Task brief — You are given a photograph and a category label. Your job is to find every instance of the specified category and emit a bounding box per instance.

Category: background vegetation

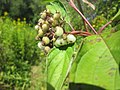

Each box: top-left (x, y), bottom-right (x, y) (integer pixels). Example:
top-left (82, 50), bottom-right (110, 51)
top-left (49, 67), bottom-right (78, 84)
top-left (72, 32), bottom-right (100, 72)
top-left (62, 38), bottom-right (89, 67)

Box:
top-left (0, 0), bottom-right (119, 24)
top-left (0, 15), bottom-right (46, 89)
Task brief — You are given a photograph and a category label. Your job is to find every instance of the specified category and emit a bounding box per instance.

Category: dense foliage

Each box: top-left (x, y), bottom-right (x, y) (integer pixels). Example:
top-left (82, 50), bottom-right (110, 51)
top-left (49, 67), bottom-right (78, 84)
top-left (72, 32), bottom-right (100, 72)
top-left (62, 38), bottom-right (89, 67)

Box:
top-left (0, 0), bottom-right (45, 23)
top-left (0, 16), bottom-right (44, 89)
top-left (0, 0), bottom-right (119, 24)
top-left (96, 0), bottom-right (120, 20)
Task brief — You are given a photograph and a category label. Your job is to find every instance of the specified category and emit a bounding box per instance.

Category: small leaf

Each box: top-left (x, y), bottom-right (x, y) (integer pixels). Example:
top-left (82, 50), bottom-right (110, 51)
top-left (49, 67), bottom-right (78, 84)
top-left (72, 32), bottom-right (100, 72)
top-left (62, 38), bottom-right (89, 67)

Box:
top-left (47, 45), bottom-right (75, 90)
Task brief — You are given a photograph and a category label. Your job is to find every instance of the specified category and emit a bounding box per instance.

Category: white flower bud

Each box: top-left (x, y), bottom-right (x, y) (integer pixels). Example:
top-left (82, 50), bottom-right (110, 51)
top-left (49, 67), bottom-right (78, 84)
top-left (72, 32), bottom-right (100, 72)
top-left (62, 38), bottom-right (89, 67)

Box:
top-left (55, 26), bottom-right (64, 36)
top-left (53, 12), bottom-right (61, 20)
top-left (41, 12), bottom-right (46, 19)
top-left (38, 42), bottom-right (44, 49)
top-left (42, 37), bottom-right (50, 45)
top-left (44, 46), bottom-right (51, 53)
top-left (54, 38), bottom-right (67, 47)
top-left (35, 25), bottom-right (39, 30)
top-left (67, 34), bottom-right (76, 43)
top-left (38, 29), bottom-right (44, 37)
top-left (42, 24), bottom-right (49, 32)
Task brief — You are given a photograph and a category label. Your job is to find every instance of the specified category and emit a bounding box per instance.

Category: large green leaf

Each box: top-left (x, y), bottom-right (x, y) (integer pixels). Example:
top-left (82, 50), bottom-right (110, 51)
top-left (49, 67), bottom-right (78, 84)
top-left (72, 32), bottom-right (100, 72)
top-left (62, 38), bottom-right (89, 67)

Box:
top-left (47, 45), bottom-right (75, 90)
top-left (70, 31), bottom-right (120, 89)
top-left (105, 31), bottom-right (120, 65)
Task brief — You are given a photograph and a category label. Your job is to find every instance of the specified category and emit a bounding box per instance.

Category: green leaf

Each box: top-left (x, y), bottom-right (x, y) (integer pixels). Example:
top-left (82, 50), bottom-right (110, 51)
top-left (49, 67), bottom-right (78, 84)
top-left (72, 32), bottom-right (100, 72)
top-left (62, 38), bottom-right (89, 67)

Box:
top-left (46, 1), bottom-right (70, 23)
top-left (104, 31), bottom-right (120, 64)
top-left (47, 45), bottom-right (75, 90)
top-left (70, 31), bottom-right (120, 90)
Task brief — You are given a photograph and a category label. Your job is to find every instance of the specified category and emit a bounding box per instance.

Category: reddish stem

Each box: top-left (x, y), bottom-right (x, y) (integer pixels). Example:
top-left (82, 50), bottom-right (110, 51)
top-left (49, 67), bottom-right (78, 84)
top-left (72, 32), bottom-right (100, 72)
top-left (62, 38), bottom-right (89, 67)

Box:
top-left (68, 0), bottom-right (98, 34)
top-left (79, 33), bottom-right (91, 36)
top-left (98, 20), bottom-right (112, 33)
top-left (66, 30), bottom-right (92, 36)
top-left (76, 0), bottom-right (89, 32)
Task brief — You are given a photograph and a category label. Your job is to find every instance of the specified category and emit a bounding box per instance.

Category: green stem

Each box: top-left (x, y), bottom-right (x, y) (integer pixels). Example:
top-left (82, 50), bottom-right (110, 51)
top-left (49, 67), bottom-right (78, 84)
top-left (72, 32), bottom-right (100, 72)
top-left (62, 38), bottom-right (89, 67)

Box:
top-left (67, 22), bottom-right (75, 31)
top-left (66, 30), bottom-right (92, 36)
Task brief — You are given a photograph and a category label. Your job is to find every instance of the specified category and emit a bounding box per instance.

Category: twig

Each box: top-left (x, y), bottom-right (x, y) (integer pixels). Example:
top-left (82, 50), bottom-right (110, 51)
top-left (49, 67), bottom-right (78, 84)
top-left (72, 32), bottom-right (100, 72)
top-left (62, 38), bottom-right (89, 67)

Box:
top-left (66, 30), bottom-right (92, 36)
top-left (98, 20), bottom-right (112, 33)
top-left (68, 0), bottom-right (98, 34)
top-left (76, 0), bottom-right (89, 32)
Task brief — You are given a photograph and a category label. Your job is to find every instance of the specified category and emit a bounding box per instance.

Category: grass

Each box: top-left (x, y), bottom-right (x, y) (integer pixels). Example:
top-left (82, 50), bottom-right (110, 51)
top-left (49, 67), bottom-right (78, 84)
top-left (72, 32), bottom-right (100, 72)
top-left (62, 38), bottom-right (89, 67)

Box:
top-left (0, 16), bottom-right (46, 89)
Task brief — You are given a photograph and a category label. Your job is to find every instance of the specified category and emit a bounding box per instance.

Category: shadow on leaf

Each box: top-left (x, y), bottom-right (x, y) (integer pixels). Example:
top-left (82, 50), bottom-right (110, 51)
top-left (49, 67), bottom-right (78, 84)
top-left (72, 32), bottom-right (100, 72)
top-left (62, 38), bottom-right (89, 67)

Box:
top-left (58, 43), bottom-right (74, 50)
top-left (69, 83), bottom-right (105, 90)
top-left (119, 64), bottom-right (120, 75)
top-left (47, 83), bottom-right (55, 90)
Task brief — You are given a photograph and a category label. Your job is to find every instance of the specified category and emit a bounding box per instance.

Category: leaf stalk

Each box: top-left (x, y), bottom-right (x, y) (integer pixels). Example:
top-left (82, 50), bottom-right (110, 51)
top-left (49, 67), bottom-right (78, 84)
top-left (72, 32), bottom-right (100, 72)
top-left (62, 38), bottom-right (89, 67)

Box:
top-left (68, 0), bottom-right (98, 34)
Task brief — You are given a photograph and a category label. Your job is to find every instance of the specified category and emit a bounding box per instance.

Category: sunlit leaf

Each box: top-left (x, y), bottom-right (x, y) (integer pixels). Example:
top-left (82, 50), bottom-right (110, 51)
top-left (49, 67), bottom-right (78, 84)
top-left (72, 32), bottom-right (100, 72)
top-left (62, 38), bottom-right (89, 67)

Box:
top-left (47, 45), bottom-right (75, 90)
top-left (70, 31), bottom-right (120, 89)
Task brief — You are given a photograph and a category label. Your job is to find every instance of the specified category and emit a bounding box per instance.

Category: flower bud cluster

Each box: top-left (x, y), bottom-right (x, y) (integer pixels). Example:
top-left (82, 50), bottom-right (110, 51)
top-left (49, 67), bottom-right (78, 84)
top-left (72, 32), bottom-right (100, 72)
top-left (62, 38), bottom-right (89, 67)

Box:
top-left (35, 9), bottom-right (76, 53)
